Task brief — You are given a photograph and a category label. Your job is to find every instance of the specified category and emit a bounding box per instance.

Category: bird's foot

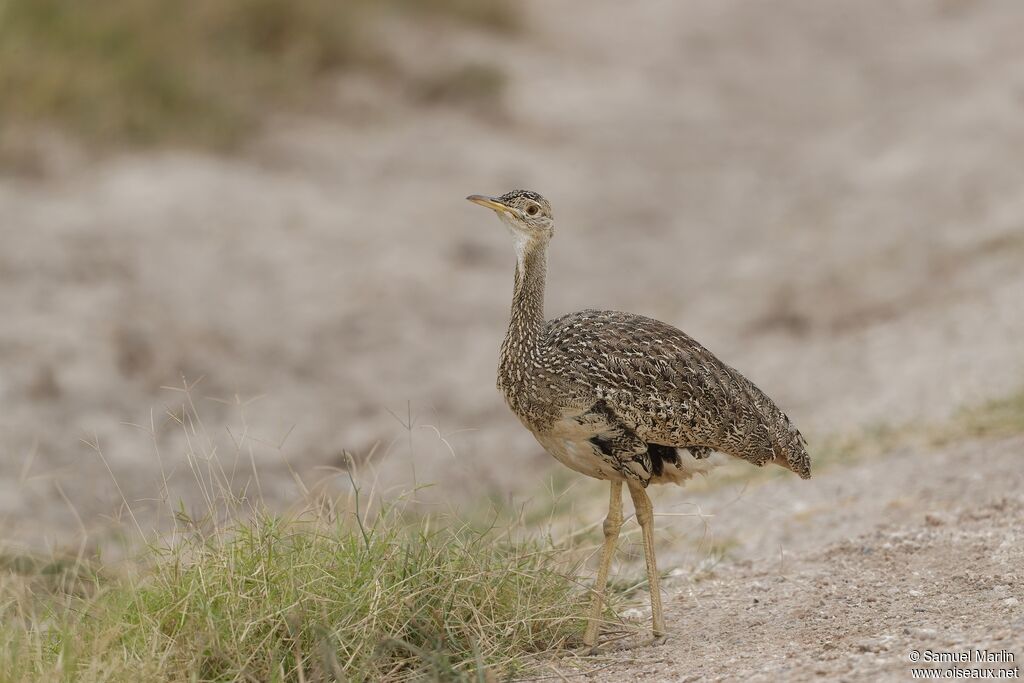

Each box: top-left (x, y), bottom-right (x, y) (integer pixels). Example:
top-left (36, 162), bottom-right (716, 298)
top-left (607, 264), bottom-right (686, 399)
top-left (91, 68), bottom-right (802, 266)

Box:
top-left (649, 634), bottom-right (668, 648)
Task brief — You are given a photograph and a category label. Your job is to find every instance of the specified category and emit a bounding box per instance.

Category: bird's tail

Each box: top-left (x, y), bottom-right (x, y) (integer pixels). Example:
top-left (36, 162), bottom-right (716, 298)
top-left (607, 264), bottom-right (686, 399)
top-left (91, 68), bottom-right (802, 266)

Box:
top-left (723, 364), bottom-right (812, 479)
top-left (773, 424), bottom-right (811, 479)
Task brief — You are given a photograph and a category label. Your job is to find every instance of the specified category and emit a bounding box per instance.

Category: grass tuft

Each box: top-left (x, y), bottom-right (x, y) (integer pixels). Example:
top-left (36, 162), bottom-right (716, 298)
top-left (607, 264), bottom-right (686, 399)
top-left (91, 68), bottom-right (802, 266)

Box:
top-left (0, 507), bottom-right (587, 681)
top-left (0, 381), bottom-right (605, 682)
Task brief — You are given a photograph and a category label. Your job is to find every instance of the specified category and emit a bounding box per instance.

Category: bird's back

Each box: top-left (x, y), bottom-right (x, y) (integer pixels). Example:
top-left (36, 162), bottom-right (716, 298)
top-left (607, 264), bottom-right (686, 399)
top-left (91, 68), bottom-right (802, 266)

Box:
top-left (540, 310), bottom-right (811, 480)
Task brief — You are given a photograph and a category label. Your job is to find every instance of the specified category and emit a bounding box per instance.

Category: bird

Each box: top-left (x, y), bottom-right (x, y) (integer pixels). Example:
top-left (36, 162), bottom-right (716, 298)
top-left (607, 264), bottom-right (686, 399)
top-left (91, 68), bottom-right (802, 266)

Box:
top-left (466, 189), bottom-right (811, 651)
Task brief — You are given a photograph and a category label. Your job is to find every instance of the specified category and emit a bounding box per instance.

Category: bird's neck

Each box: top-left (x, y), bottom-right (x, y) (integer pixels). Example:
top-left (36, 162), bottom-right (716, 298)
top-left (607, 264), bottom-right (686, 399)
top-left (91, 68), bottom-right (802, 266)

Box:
top-left (501, 238), bottom-right (547, 370)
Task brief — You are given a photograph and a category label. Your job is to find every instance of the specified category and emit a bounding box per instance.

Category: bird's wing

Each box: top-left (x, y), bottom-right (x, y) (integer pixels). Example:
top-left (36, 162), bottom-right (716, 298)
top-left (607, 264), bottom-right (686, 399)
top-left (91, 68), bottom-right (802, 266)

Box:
top-left (543, 310), bottom-right (810, 478)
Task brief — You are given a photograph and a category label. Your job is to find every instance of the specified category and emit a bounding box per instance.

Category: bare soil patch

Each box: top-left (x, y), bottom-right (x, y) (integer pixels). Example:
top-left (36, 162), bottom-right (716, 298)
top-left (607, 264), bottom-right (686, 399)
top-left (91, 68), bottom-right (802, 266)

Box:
top-left (555, 436), bottom-right (1024, 682)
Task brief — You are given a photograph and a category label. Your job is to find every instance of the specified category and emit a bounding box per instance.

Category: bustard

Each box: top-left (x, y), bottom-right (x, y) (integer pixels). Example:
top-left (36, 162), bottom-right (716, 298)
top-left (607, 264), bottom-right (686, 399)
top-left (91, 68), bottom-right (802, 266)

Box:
top-left (468, 190), bottom-right (811, 650)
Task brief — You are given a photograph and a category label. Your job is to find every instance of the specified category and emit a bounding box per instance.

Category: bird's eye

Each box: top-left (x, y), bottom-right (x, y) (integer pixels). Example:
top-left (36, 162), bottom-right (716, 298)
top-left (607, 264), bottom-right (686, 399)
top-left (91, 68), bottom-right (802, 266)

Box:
top-left (526, 204), bottom-right (539, 216)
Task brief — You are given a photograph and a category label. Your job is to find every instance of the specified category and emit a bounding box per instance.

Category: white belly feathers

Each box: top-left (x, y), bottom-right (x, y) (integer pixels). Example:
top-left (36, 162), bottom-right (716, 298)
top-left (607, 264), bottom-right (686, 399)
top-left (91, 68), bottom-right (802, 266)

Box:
top-left (532, 415), bottom-right (729, 486)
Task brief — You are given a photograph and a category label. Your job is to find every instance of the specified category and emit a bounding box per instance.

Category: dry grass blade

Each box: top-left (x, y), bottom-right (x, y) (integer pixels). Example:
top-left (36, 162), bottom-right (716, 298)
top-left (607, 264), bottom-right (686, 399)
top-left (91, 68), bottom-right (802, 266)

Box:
top-left (0, 386), bottom-right (598, 682)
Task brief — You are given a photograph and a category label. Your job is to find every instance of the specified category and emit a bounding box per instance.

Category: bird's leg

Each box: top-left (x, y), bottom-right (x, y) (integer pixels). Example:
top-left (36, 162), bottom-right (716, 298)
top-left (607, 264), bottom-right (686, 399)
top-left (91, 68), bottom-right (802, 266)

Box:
top-left (582, 480), bottom-right (623, 651)
top-left (627, 481), bottom-right (666, 643)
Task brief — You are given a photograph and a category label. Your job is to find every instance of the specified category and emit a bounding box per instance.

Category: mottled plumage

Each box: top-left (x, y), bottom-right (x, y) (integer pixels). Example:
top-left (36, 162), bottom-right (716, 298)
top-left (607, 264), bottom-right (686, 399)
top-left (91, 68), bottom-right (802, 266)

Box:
top-left (468, 188), bottom-right (812, 649)
top-left (504, 308), bottom-right (810, 486)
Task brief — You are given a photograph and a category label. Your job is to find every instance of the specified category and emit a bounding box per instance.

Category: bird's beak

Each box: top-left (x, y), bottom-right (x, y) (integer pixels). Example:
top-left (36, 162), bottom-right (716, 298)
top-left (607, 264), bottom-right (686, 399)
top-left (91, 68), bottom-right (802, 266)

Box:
top-left (466, 194), bottom-right (511, 215)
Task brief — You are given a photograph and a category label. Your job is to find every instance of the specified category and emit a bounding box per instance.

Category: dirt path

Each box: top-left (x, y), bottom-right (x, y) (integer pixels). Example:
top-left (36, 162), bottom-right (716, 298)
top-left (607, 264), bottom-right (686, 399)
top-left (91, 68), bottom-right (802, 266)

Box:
top-left (552, 435), bottom-right (1024, 682)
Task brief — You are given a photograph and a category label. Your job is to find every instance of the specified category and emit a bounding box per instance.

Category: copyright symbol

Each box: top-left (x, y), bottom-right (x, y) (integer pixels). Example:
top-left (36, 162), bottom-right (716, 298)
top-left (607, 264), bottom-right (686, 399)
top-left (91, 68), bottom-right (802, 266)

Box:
top-left (909, 650), bottom-right (921, 662)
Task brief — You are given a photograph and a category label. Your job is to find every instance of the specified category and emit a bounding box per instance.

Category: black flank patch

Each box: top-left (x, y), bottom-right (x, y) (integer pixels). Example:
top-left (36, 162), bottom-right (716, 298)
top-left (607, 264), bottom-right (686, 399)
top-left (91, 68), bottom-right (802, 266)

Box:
top-left (646, 443), bottom-right (679, 477)
top-left (590, 435), bottom-right (616, 458)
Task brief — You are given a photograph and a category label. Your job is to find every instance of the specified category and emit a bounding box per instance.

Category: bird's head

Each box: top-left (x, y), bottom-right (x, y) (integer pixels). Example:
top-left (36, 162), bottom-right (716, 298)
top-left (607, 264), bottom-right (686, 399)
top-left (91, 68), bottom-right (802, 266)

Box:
top-left (466, 190), bottom-right (554, 248)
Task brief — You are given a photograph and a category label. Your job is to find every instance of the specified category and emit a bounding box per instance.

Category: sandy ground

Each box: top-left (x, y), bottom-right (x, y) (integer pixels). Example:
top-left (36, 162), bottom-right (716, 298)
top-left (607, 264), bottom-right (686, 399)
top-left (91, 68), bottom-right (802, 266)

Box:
top-left (1, 2), bottom-right (1023, 681)
top-left (550, 435), bottom-right (1024, 682)
top-left (1, 3), bottom-right (1023, 677)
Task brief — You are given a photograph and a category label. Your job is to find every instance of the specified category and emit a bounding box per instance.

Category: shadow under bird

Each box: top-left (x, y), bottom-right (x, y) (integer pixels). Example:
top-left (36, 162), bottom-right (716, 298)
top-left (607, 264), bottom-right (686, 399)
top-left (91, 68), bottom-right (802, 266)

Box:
top-left (467, 190), bottom-right (812, 651)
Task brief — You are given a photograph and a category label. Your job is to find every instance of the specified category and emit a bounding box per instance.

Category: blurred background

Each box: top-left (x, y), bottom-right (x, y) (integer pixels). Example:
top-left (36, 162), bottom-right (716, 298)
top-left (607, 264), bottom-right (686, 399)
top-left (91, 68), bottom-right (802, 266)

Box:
top-left (2, 0), bottom-right (1023, 545)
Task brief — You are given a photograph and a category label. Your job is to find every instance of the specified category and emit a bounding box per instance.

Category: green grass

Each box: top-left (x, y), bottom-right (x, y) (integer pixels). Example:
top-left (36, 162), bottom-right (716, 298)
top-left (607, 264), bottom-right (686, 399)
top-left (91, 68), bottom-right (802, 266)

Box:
top-left (0, 506), bottom-right (590, 682)
top-left (0, 0), bottom-right (516, 151)
top-left (0, 382), bottom-right (612, 682)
